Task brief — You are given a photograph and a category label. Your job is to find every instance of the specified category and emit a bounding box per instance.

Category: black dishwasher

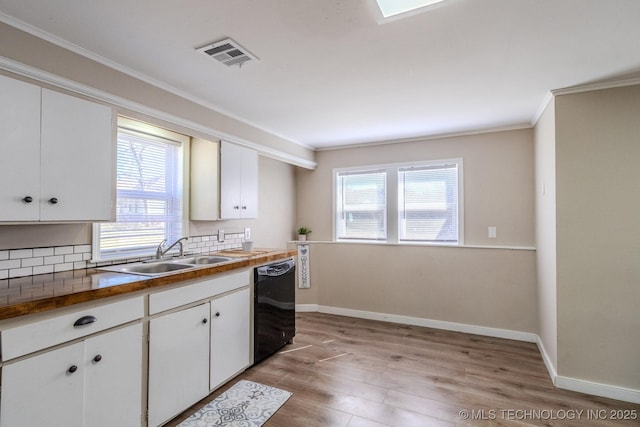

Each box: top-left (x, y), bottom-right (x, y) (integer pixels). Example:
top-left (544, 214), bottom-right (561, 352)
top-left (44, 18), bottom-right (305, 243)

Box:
top-left (254, 258), bottom-right (296, 364)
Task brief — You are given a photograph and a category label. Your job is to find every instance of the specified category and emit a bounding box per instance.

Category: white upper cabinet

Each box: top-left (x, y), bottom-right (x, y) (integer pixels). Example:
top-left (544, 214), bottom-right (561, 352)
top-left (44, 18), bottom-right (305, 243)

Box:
top-left (0, 74), bottom-right (115, 222)
top-left (190, 138), bottom-right (219, 221)
top-left (220, 141), bottom-right (258, 219)
top-left (40, 89), bottom-right (114, 221)
top-left (0, 75), bottom-right (42, 221)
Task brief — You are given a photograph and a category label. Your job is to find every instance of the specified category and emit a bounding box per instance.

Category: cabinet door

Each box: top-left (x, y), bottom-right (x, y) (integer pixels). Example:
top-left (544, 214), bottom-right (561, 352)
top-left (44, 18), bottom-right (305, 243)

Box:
top-left (40, 89), bottom-right (114, 221)
top-left (0, 75), bottom-right (41, 221)
top-left (0, 342), bottom-right (84, 427)
top-left (210, 288), bottom-right (251, 390)
top-left (220, 141), bottom-right (243, 219)
top-left (84, 323), bottom-right (143, 427)
top-left (148, 304), bottom-right (210, 427)
top-left (190, 138), bottom-right (219, 220)
top-left (239, 147), bottom-right (258, 218)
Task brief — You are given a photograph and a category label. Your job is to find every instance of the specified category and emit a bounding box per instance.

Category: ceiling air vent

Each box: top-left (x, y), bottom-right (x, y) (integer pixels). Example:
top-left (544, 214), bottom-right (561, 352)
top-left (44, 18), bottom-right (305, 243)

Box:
top-left (196, 38), bottom-right (258, 67)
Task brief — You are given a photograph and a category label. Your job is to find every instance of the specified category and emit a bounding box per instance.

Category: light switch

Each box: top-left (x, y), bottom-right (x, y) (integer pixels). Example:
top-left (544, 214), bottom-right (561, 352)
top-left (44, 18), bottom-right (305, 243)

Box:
top-left (244, 227), bottom-right (251, 240)
top-left (488, 226), bottom-right (497, 239)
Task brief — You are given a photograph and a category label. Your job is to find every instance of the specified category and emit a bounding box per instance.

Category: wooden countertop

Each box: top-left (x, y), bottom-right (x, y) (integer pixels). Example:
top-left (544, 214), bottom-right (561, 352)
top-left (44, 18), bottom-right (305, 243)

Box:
top-left (0, 248), bottom-right (296, 321)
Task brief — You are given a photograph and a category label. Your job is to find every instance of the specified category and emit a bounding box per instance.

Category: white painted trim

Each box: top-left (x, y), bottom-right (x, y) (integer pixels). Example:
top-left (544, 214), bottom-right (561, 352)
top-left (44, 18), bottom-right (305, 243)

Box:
top-left (555, 376), bottom-right (640, 404)
top-left (536, 335), bottom-right (558, 385)
top-left (295, 304), bottom-right (319, 312)
top-left (316, 305), bottom-right (537, 343)
top-left (531, 91), bottom-right (554, 127)
top-left (0, 56), bottom-right (317, 170)
top-left (0, 12), bottom-right (317, 153)
top-left (296, 305), bottom-right (640, 403)
top-left (287, 240), bottom-right (536, 251)
top-left (552, 77), bottom-right (640, 97)
top-left (537, 335), bottom-right (640, 403)
top-left (315, 123), bottom-right (532, 152)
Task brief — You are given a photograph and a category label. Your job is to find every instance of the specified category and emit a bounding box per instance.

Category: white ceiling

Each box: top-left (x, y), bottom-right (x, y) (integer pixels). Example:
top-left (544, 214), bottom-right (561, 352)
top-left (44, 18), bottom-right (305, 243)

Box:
top-left (2, 0), bottom-right (640, 149)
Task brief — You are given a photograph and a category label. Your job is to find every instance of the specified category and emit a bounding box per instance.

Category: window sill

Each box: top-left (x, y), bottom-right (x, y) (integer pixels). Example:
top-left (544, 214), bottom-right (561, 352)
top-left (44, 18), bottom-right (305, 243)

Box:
top-left (290, 240), bottom-right (536, 251)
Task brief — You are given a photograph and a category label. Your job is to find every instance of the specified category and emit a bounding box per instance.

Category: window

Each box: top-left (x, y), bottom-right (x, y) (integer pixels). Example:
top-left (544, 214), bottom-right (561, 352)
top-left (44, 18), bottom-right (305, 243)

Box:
top-left (336, 170), bottom-right (387, 241)
top-left (375, 0), bottom-right (445, 18)
top-left (93, 118), bottom-right (188, 261)
top-left (398, 164), bottom-right (459, 243)
top-left (334, 159), bottom-right (462, 245)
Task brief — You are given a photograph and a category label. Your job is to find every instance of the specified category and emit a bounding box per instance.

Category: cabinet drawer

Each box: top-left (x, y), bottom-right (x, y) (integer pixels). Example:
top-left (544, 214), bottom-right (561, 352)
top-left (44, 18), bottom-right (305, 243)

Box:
top-left (1, 296), bottom-right (144, 361)
top-left (149, 269), bottom-right (249, 315)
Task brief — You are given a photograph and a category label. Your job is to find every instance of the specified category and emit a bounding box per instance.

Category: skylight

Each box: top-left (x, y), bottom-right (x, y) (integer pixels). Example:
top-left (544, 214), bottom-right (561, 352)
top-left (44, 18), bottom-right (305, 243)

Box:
top-left (376, 0), bottom-right (445, 18)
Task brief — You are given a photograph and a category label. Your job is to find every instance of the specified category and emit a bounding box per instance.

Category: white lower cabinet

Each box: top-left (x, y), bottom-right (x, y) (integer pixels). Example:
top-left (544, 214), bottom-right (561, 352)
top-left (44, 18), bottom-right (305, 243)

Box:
top-left (148, 303), bottom-right (210, 427)
top-left (0, 323), bottom-right (143, 427)
top-left (148, 279), bottom-right (252, 427)
top-left (83, 324), bottom-right (144, 427)
top-left (210, 288), bottom-right (251, 390)
top-left (0, 268), bottom-right (254, 427)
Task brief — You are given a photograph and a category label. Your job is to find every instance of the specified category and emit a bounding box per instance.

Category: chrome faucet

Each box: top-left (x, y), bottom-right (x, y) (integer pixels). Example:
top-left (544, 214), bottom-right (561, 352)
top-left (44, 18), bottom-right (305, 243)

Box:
top-left (155, 237), bottom-right (189, 259)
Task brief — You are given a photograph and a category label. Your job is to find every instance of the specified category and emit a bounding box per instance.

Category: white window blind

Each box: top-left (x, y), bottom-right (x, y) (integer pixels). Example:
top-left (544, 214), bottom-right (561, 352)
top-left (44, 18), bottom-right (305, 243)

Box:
top-left (398, 164), bottom-right (458, 243)
top-left (336, 170), bottom-right (387, 240)
top-left (95, 126), bottom-right (184, 260)
top-left (334, 159), bottom-right (462, 245)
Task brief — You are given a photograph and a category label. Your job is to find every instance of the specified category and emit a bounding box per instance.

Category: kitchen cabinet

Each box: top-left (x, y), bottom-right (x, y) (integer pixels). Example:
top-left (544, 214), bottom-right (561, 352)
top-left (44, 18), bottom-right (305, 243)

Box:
top-left (148, 269), bottom-right (252, 425)
top-left (220, 141), bottom-right (258, 218)
top-left (190, 137), bottom-right (219, 220)
top-left (210, 287), bottom-right (251, 390)
top-left (0, 323), bottom-right (143, 427)
top-left (148, 303), bottom-right (210, 427)
top-left (0, 75), bottom-right (41, 221)
top-left (0, 74), bottom-right (115, 222)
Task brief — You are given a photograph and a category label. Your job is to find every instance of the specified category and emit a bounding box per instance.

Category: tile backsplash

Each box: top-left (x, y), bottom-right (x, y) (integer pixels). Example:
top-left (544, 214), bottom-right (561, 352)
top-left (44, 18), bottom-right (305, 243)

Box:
top-left (0, 233), bottom-right (244, 280)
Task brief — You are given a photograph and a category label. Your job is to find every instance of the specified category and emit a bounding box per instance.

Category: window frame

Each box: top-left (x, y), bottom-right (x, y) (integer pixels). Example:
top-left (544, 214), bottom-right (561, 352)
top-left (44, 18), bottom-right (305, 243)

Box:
top-left (333, 158), bottom-right (464, 245)
top-left (91, 117), bottom-right (190, 262)
top-left (335, 168), bottom-right (388, 242)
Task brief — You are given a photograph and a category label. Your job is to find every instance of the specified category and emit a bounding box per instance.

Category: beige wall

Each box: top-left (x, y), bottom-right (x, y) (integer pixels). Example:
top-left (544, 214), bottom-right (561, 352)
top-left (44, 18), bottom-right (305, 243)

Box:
top-left (0, 22), bottom-right (305, 252)
top-left (0, 156), bottom-right (296, 251)
top-left (302, 243), bottom-right (537, 332)
top-left (534, 99), bottom-right (558, 372)
top-left (298, 128), bottom-right (535, 246)
top-left (191, 156), bottom-right (297, 247)
top-left (0, 22), bottom-right (314, 165)
top-left (555, 85), bottom-right (640, 389)
top-left (0, 22), bottom-right (314, 166)
top-left (296, 129), bottom-right (538, 333)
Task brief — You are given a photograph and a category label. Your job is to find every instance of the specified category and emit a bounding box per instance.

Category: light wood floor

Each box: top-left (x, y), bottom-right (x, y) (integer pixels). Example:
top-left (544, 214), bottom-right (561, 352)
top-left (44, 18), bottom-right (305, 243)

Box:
top-left (167, 312), bottom-right (639, 426)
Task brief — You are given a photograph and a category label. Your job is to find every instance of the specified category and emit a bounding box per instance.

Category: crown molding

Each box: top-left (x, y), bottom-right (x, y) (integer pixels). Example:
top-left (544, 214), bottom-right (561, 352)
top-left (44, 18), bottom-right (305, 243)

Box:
top-left (552, 77), bottom-right (640, 97)
top-left (315, 123), bottom-right (532, 152)
top-left (0, 55), bottom-right (317, 169)
top-left (0, 12), bottom-right (315, 153)
top-left (531, 91), bottom-right (554, 127)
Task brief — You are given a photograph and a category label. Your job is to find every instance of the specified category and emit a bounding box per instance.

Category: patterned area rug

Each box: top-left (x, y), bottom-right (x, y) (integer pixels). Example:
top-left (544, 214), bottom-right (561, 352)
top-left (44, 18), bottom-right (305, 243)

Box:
top-left (178, 380), bottom-right (292, 427)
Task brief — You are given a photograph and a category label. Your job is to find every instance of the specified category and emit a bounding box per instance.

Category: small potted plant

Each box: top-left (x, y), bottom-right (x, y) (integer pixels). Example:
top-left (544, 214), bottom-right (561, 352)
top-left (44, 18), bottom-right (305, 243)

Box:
top-left (297, 227), bottom-right (312, 241)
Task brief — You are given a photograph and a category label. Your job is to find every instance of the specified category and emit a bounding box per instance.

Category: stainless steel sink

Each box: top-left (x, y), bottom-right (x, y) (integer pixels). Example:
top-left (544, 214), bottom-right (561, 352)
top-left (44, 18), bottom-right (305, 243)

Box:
top-left (99, 262), bottom-right (194, 276)
top-left (99, 255), bottom-right (235, 277)
top-left (177, 255), bottom-right (233, 265)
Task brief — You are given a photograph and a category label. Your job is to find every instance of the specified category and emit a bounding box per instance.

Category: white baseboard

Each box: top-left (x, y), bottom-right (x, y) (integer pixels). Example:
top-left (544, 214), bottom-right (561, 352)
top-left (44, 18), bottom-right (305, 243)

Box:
top-left (535, 336), bottom-right (640, 403)
top-left (310, 305), bottom-right (537, 342)
top-left (295, 304), bottom-right (319, 312)
top-left (295, 304), bottom-right (640, 404)
top-left (536, 336), bottom-right (558, 384)
top-left (555, 376), bottom-right (640, 404)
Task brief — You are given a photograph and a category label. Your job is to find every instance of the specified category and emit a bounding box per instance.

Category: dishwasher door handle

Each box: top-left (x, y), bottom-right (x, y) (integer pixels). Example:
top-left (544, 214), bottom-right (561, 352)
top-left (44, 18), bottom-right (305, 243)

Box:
top-left (257, 259), bottom-right (295, 277)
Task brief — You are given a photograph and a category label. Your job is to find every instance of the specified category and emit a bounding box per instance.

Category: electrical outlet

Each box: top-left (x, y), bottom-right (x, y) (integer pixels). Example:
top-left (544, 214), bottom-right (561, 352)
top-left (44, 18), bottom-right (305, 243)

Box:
top-left (218, 229), bottom-right (224, 242)
top-left (488, 226), bottom-right (497, 239)
top-left (244, 227), bottom-right (251, 241)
